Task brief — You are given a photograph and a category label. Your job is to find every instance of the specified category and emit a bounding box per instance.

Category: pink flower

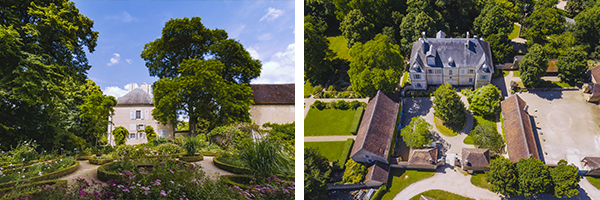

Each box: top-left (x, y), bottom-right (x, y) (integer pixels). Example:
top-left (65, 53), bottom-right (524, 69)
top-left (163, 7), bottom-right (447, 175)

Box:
top-left (160, 190), bottom-right (167, 196)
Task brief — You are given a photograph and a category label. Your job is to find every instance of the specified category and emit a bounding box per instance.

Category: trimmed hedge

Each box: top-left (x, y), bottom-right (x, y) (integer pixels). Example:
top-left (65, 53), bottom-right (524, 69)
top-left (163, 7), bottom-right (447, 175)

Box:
top-left (370, 185), bottom-right (387, 200)
top-left (0, 161), bottom-right (79, 189)
top-left (76, 156), bottom-right (92, 160)
top-left (89, 157), bottom-right (114, 165)
top-left (200, 151), bottom-right (222, 157)
top-left (336, 138), bottom-right (355, 170)
top-left (349, 107), bottom-right (365, 135)
top-left (213, 156), bottom-right (252, 175)
top-left (97, 162), bottom-right (122, 182)
top-left (220, 174), bottom-right (295, 190)
top-left (179, 154), bottom-right (204, 162)
top-left (0, 179), bottom-right (68, 198)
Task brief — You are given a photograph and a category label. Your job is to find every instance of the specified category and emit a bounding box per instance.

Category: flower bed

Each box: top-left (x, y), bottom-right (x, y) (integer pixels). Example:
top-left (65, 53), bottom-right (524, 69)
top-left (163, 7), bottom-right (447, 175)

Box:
top-left (224, 175), bottom-right (295, 199)
top-left (0, 158), bottom-right (78, 189)
top-left (97, 158), bottom-right (191, 182)
top-left (0, 179), bottom-right (67, 197)
top-left (89, 156), bottom-right (114, 165)
top-left (179, 153), bottom-right (203, 162)
top-left (213, 155), bottom-right (252, 175)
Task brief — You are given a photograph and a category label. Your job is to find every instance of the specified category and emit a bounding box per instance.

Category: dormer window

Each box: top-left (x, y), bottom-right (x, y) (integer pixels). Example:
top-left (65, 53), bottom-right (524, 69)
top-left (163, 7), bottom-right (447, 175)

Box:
top-left (427, 56), bottom-right (435, 66)
top-left (448, 57), bottom-right (455, 67)
top-left (482, 64), bottom-right (490, 73)
top-left (413, 64), bottom-right (421, 72)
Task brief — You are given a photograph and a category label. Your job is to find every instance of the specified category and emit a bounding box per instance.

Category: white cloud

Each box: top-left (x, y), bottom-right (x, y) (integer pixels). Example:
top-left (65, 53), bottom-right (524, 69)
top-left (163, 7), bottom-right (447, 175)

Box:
top-left (260, 7), bottom-right (284, 22)
top-left (106, 11), bottom-right (136, 22)
top-left (247, 47), bottom-right (260, 60)
top-left (121, 12), bottom-right (133, 22)
top-left (126, 59), bottom-right (132, 64)
top-left (257, 33), bottom-right (272, 41)
top-left (107, 53), bottom-right (120, 66)
top-left (252, 43), bottom-right (295, 84)
top-left (228, 24), bottom-right (246, 38)
top-left (103, 86), bottom-right (129, 98)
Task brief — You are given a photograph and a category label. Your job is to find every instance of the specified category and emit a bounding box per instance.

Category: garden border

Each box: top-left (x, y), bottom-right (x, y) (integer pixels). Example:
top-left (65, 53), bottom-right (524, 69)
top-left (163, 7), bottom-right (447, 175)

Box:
top-left (0, 179), bottom-right (68, 198)
top-left (89, 157), bottom-right (114, 165)
top-left (213, 155), bottom-right (252, 175)
top-left (0, 160), bottom-right (79, 189)
top-left (179, 154), bottom-right (204, 162)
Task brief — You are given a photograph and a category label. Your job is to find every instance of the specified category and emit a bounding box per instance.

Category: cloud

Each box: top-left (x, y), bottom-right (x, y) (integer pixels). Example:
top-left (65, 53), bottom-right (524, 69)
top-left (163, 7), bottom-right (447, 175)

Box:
top-left (126, 59), bottom-right (132, 64)
top-left (247, 47), bottom-right (260, 60)
top-left (257, 33), bottom-right (272, 41)
top-left (103, 86), bottom-right (129, 98)
top-left (107, 53), bottom-right (120, 66)
top-left (106, 11), bottom-right (135, 22)
top-left (260, 7), bottom-right (284, 22)
top-left (228, 24), bottom-right (246, 38)
top-left (121, 12), bottom-right (134, 22)
top-left (252, 43), bottom-right (295, 84)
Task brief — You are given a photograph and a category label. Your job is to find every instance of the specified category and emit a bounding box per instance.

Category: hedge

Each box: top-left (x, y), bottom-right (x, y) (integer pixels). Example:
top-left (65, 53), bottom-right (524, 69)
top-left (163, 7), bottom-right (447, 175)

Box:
top-left (97, 162), bottom-right (122, 182)
top-left (0, 179), bottom-right (68, 198)
top-left (76, 156), bottom-right (93, 160)
top-left (88, 157), bottom-right (114, 165)
top-left (213, 156), bottom-right (252, 175)
top-left (200, 151), bottom-right (222, 157)
top-left (179, 154), bottom-right (204, 162)
top-left (349, 107), bottom-right (365, 135)
top-left (370, 185), bottom-right (387, 200)
top-left (0, 161), bottom-right (79, 189)
top-left (220, 174), bottom-right (295, 190)
top-left (336, 138), bottom-right (355, 170)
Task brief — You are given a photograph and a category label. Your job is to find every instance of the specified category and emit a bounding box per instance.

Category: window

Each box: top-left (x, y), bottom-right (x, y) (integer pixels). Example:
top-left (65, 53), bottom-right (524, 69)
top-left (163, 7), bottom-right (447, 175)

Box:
top-left (138, 132), bottom-right (146, 139)
top-left (461, 69), bottom-right (465, 74)
top-left (428, 69), bottom-right (433, 74)
top-left (136, 110), bottom-right (141, 119)
top-left (414, 74), bottom-right (421, 79)
top-left (416, 83), bottom-right (423, 88)
top-left (159, 129), bottom-right (167, 138)
top-left (437, 78), bottom-right (441, 83)
top-left (449, 70), bottom-right (453, 75)
top-left (481, 75), bottom-right (488, 79)
top-left (137, 124), bottom-right (145, 131)
top-left (129, 133), bottom-right (136, 139)
top-left (468, 78), bottom-right (474, 83)
top-left (436, 69), bottom-right (442, 74)
top-left (469, 69), bottom-right (474, 74)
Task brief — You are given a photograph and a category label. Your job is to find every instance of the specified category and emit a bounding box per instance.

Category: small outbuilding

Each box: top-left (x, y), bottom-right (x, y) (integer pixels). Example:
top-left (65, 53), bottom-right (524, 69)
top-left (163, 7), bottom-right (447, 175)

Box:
top-left (364, 161), bottom-right (390, 187)
top-left (461, 148), bottom-right (491, 171)
top-left (582, 157), bottom-right (600, 176)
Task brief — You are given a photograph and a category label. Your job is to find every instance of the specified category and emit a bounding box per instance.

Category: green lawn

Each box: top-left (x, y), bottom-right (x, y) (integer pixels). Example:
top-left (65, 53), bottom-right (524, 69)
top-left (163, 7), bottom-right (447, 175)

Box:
top-left (512, 70), bottom-right (520, 77)
top-left (473, 115), bottom-right (495, 128)
top-left (503, 70), bottom-right (510, 77)
top-left (470, 173), bottom-right (491, 190)
top-left (463, 135), bottom-right (474, 144)
top-left (304, 108), bottom-right (356, 136)
top-left (304, 141), bottom-right (346, 162)
top-left (327, 35), bottom-right (351, 60)
top-left (409, 190), bottom-right (475, 200)
top-left (434, 116), bottom-right (463, 137)
top-left (380, 169), bottom-right (436, 200)
top-left (587, 176), bottom-right (600, 190)
top-left (509, 24), bottom-right (520, 39)
top-left (304, 82), bottom-right (315, 98)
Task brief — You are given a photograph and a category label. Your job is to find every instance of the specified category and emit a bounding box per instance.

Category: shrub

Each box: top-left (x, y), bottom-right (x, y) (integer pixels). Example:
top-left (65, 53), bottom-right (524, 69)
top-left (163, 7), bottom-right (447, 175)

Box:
top-left (327, 101), bottom-right (336, 109)
top-left (213, 155), bottom-right (252, 174)
top-left (322, 92), bottom-right (333, 98)
top-left (112, 126), bottom-right (128, 146)
top-left (173, 135), bottom-right (186, 147)
top-left (153, 137), bottom-right (170, 146)
top-left (240, 139), bottom-right (292, 179)
top-left (349, 107), bottom-right (364, 135)
top-left (335, 100), bottom-right (350, 110)
top-left (304, 148), bottom-right (331, 199)
top-left (89, 157), bottom-right (113, 165)
top-left (336, 139), bottom-right (355, 170)
top-left (327, 85), bottom-right (336, 91)
top-left (144, 126), bottom-right (157, 146)
top-left (207, 124), bottom-right (252, 150)
top-left (342, 159), bottom-right (367, 183)
top-left (312, 100), bottom-right (326, 110)
top-left (156, 143), bottom-right (183, 156)
top-left (183, 136), bottom-right (202, 156)
top-left (337, 92), bottom-right (351, 98)
top-left (350, 100), bottom-right (362, 109)
top-left (230, 175), bottom-right (295, 199)
top-left (312, 85), bottom-right (323, 95)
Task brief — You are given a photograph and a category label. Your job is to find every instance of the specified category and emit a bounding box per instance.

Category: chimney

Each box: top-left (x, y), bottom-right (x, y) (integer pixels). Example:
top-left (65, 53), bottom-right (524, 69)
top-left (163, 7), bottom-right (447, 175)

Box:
top-left (465, 31), bottom-right (470, 48)
top-left (422, 31), bottom-right (426, 40)
top-left (140, 83), bottom-right (152, 94)
top-left (126, 83), bottom-right (138, 92)
top-left (466, 31), bottom-right (469, 40)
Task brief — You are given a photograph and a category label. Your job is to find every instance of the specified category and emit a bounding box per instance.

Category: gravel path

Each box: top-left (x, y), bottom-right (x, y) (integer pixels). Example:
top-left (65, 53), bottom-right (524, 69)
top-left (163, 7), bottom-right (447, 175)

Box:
top-left (58, 161), bottom-right (103, 184)
top-left (194, 156), bottom-right (232, 179)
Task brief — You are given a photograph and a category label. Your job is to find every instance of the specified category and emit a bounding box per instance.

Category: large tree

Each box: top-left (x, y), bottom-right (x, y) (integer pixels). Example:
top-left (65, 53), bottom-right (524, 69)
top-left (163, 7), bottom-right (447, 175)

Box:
top-left (519, 44), bottom-right (548, 87)
top-left (304, 147), bottom-right (332, 200)
top-left (141, 17), bottom-right (261, 136)
top-left (401, 117), bottom-right (432, 149)
top-left (400, 0), bottom-right (448, 42)
top-left (432, 84), bottom-right (466, 126)
top-left (517, 158), bottom-right (553, 198)
top-left (339, 9), bottom-right (375, 48)
top-left (0, 0), bottom-right (99, 150)
top-left (78, 83), bottom-right (117, 147)
top-left (348, 34), bottom-right (404, 97)
top-left (152, 59), bottom-right (255, 137)
top-left (471, 123), bottom-right (504, 153)
top-left (550, 160), bottom-right (580, 198)
top-left (305, 16), bottom-right (333, 84)
top-left (465, 84), bottom-right (502, 118)
top-left (472, 0), bottom-right (516, 38)
top-left (523, 7), bottom-right (565, 44)
top-left (573, 4), bottom-right (600, 55)
top-left (486, 33), bottom-right (514, 64)
top-left (557, 47), bottom-right (588, 83)
top-left (486, 157), bottom-right (519, 196)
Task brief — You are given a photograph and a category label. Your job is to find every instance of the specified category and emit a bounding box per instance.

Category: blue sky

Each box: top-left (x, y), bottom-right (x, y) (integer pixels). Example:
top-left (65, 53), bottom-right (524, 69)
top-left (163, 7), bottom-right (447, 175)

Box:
top-left (72, 0), bottom-right (295, 98)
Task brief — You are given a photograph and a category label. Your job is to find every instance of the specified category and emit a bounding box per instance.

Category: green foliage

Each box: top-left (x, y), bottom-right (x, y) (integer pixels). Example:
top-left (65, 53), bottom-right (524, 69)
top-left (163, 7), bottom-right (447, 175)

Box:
top-left (144, 126), bottom-right (157, 146)
top-left (486, 157), bottom-right (519, 196)
top-left (523, 7), bottom-right (565, 44)
top-left (78, 80), bottom-right (117, 147)
top-left (304, 147), bottom-right (332, 200)
top-left (350, 100), bottom-right (363, 109)
top-left (155, 143), bottom-right (183, 156)
top-left (182, 136), bottom-right (203, 156)
top-left (312, 100), bottom-right (327, 110)
top-left (517, 158), bottom-right (553, 198)
top-left (340, 9), bottom-right (375, 48)
top-left (240, 139), bottom-right (292, 178)
top-left (408, 190), bottom-right (475, 200)
top-left (473, 0), bottom-right (516, 38)
top-left (543, 32), bottom-right (577, 59)
top-left (400, 0), bottom-right (448, 42)
top-left (305, 16), bottom-right (334, 85)
top-left (519, 44), bottom-right (548, 87)
top-left (566, 0), bottom-right (594, 16)
top-left (335, 100), bottom-right (350, 110)
top-left (338, 139), bottom-right (355, 170)
top-left (574, 5), bottom-right (600, 55)
top-left (112, 127), bottom-right (128, 146)
top-left (348, 34), bottom-right (404, 97)
top-left (349, 106), bottom-right (365, 135)
top-left (465, 84), bottom-right (502, 118)
top-left (558, 47), bottom-right (588, 83)
top-left (486, 33), bottom-right (514, 64)
top-left (550, 160), bottom-right (580, 198)
top-left (471, 123), bottom-right (504, 153)
top-left (207, 123), bottom-right (252, 150)
top-left (11, 141), bottom-right (39, 164)
top-left (263, 122), bottom-right (295, 154)
top-left (401, 117), bottom-right (432, 149)
top-left (305, 108), bottom-right (359, 136)
top-left (342, 159), bottom-right (367, 183)
top-left (432, 84), bottom-right (466, 126)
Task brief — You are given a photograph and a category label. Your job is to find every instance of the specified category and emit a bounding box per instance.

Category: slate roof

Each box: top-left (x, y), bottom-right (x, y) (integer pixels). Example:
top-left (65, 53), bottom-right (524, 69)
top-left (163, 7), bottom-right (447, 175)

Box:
top-left (350, 90), bottom-right (400, 161)
top-left (501, 95), bottom-right (540, 163)
top-left (590, 65), bottom-right (600, 83)
top-left (408, 148), bottom-right (438, 166)
top-left (117, 88), bottom-right (153, 105)
top-left (462, 148), bottom-right (491, 168)
top-left (250, 84), bottom-right (294, 105)
top-left (365, 161), bottom-right (390, 184)
top-left (410, 33), bottom-right (494, 73)
top-left (584, 157), bottom-right (600, 169)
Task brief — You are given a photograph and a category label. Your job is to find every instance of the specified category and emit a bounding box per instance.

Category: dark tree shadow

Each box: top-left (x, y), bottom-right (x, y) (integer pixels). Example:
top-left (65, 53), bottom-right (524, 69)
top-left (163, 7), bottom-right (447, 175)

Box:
top-left (529, 115), bottom-right (545, 163)
top-left (527, 90), bottom-right (563, 101)
top-left (402, 97), bottom-right (433, 126)
top-left (492, 74), bottom-right (508, 97)
top-left (431, 132), bottom-right (450, 157)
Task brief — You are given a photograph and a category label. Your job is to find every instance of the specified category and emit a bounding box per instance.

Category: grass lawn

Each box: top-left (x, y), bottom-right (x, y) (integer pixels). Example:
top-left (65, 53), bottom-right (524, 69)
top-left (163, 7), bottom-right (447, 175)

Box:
top-left (401, 71), bottom-right (411, 88)
top-left (587, 176), bottom-right (600, 190)
top-left (503, 70), bottom-right (510, 77)
top-left (509, 24), bottom-right (520, 40)
top-left (304, 82), bottom-right (315, 98)
top-left (409, 190), bottom-right (475, 200)
top-left (463, 135), bottom-right (474, 144)
top-left (470, 173), bottom-right (491, 190)
top-left (327, 35), bottom-right (351, 60)
top-left (512, 70), bottom-right (520, 77)
top-left (500, 111), bottom-right (506, 143)
top-left (304, 141), bottom-right (346, 161)
top-left (434, 116), bottom-right (463, 137)
top-left (305, 108), bottom-right (356, 136)
top-left (380, 169), bottom-right (436, 200)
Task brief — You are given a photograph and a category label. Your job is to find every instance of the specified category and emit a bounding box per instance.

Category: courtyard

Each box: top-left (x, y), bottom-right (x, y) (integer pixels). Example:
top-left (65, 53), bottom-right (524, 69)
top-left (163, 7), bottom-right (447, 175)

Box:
top-left (516, 90), bottom-right (600, 166)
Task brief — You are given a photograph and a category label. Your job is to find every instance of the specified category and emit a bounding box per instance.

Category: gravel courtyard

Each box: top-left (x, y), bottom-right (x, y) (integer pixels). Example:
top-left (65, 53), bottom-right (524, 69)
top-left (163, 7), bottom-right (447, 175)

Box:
top-left (517, 90), bottom-right (600, 165)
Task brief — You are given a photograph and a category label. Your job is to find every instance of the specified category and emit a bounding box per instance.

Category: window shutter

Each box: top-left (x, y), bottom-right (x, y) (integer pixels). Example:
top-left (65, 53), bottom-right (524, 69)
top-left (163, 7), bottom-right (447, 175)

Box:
top-left (140, 110), bottom-right (144, 120)
top-left (130, 110), bottom-right (134, 120)
top-left (130, 124), bottom-right (136, 132)
top-left (145, 110), bottom-right (149, 120)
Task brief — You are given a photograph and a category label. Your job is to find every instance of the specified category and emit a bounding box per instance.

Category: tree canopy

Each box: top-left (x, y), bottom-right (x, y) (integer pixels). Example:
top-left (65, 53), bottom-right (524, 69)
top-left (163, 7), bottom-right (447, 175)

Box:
top-left (78, 85), bottom-right (117, 147)
top-left (305, 16), bottom-right (334, 84)
top-left (348, 34), bottom-right (404, 97)
top-left (401, 117), bottom-right (432, 149)
top-left (519, 44), bottom-right (548, 87)
top-left (557, 47), bottom-right (588, 83)
top-left (550, 160), bottom-right (580, 198)
top-left (486, 157), bottom-right (519, 196)
top-left (304, 147), bottom-right (332, 200)
top-left (523, 7), bottom-right (565, 44)
top-left (472, 0), bottom-right (515, 38)
top-left (432, 84), bottom-right (466, 126)
top-left (339, 9), bottom-right (375, 48)
top-left (465, 84), bottom-right (502, 118)
top-left (517, 158), bottom-right (553, 198)
top-left (470, 123), bottom-right (504, 153)
top-left (574, 3), bottom-right (600, 56)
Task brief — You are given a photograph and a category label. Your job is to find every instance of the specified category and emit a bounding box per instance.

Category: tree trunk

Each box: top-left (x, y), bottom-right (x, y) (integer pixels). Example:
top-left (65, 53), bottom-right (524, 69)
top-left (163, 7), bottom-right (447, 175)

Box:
top-left (189, 116), bottom-right (197, 138)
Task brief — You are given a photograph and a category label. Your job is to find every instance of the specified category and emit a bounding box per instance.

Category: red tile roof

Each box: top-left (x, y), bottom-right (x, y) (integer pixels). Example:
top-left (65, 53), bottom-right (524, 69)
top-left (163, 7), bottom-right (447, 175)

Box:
top-left (590, 65), bottom-right (600, 83)
top-left (462, 148), bottom-right (490, 168)
top-left (250, 84), bottom-right (294, 105)
top-left (408, 148), bottom-right (438, 166)
top-left (365, 161), bottom-right (390, 184)
top-left (501, 94), bottom-right (540, 163)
